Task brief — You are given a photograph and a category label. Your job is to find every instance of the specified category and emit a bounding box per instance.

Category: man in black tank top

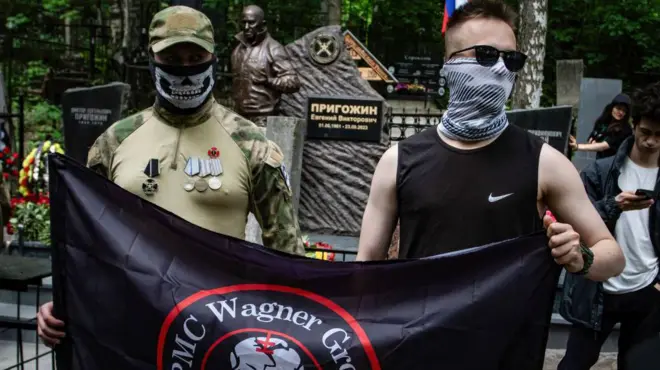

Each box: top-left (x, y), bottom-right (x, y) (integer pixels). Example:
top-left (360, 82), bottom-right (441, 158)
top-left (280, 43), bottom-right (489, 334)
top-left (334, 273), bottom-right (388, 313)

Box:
top-left (356, 0), bottom-right (624, 311)
top-left (356, 3), bottom-right (625, 368)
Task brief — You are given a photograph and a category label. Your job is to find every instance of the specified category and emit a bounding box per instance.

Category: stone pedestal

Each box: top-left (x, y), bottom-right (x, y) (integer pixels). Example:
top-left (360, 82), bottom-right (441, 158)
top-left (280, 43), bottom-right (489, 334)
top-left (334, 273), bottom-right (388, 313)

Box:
top-left (556, 60), bottom-right (584, 108)
top-left (245, 116), bottom-right (306, 245)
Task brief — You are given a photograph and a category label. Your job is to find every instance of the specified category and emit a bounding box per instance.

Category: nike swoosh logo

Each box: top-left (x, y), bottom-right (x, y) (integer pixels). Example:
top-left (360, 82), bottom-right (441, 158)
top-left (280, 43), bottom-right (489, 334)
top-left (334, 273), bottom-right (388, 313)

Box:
top-left (488, 193), bottom-right (514, 203)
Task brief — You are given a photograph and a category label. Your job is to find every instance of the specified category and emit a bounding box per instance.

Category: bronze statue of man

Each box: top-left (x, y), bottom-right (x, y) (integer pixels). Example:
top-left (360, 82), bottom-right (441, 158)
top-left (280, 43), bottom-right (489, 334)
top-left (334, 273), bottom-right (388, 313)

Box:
top-left (231, 5), bottom-right (301, 125)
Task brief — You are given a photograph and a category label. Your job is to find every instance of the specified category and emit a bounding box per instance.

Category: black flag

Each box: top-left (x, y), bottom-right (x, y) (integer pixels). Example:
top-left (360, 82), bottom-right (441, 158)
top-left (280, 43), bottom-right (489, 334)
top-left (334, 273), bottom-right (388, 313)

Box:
top-left (49, 154), bottom-right (561, 370)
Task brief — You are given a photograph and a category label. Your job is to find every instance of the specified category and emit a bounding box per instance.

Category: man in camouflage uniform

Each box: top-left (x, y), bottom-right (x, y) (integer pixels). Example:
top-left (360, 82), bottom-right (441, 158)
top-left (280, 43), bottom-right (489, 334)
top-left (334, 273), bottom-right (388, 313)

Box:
top-left (36, 5), bottom-right (305, 347)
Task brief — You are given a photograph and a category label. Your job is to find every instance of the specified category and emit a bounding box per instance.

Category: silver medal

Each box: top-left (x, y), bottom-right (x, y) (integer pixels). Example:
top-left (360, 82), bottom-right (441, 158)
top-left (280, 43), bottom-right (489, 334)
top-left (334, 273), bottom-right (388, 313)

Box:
top-left (183, 178), bottom-right (195, 192)
top-left (208, 177), bottom-right (222, 190)
top-left (194, 178), bottom-right (208, 192)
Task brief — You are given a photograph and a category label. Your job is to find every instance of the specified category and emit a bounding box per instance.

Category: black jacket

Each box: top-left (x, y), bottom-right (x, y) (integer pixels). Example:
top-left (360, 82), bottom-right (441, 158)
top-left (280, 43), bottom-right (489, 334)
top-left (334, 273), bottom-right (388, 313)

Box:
top-left (560, 136), bottom-right (660, 330)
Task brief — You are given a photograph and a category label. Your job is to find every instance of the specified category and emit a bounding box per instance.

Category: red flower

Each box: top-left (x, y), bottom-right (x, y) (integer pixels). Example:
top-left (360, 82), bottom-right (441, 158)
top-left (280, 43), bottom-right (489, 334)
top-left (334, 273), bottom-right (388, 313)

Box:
top-left (208, 147), bottom-right (220, 158)
top-left (12, 153), bottom-right (17, 159)
top-left (10, 197), bottom-right (24, 207)
top-left (2, 173), bottom-right (8, 180)
top-left (2, 147), bottom-right (9, 154)
top-left (11, 170), bottom-right (18, 176)
top-left (315, 242), bottom-right (333, 250)
top-left (6, 224), bottom-right (13, 235)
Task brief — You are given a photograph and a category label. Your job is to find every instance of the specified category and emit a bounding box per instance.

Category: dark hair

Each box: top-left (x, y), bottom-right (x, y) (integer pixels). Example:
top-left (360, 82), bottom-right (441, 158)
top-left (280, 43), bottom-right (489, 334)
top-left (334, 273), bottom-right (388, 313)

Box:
top-left (445, 0), bottom-right (517, 32)
top-left (591, 96), bottom-right (631, 137)
top-left (632, 82), bottom-right (660, 127)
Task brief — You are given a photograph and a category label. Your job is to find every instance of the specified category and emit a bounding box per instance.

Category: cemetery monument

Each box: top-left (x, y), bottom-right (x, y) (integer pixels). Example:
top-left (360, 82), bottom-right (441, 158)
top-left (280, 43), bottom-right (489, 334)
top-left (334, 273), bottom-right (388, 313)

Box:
top-left (61, 82), bottom-right (131, 165)
top-left (281, 25), bottom-right (389, 248)
top-left (231, 5), bottom-right (301, 127)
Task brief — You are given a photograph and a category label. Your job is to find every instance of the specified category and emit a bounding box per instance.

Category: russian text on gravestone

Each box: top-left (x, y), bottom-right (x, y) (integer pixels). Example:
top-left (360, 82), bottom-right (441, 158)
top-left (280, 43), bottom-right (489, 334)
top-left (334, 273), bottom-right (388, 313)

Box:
top-left (306, 96), bottom-right (383, 142)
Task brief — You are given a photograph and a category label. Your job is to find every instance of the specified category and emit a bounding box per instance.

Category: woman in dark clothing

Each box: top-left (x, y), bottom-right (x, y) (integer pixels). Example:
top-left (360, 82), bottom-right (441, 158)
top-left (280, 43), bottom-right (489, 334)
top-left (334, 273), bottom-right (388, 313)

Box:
top-left (570, 93), bottom-right (633, 159)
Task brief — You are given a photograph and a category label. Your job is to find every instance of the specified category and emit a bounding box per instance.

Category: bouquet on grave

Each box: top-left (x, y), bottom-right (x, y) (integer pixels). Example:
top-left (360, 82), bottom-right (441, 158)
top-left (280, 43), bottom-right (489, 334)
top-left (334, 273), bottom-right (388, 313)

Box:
top-left (6, 194), bottom-right (50, 244)
top-left (303, 235), bottom-right (336, 261)
top-left (18, 140), bottom-right (64, 197)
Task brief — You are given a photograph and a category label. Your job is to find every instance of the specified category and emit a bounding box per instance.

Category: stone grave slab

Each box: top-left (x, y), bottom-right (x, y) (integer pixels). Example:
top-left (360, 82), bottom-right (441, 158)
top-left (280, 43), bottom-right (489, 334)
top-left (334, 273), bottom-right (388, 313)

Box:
top-left (281, 25), bottom-right (389, 242)
top-left (61, 82), bottom-right (131, 165)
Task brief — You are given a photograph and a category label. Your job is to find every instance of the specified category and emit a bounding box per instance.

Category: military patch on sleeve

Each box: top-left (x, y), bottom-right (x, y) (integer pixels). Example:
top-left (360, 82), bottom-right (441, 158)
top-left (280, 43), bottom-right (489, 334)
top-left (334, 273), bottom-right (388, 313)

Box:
top-left (280, 163), bottom-right (291, 190)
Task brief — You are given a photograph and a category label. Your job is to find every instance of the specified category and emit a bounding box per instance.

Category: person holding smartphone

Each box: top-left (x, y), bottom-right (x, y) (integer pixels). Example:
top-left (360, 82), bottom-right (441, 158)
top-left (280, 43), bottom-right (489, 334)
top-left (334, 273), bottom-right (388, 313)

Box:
top-left (559, 81), bottom-right (660, 370)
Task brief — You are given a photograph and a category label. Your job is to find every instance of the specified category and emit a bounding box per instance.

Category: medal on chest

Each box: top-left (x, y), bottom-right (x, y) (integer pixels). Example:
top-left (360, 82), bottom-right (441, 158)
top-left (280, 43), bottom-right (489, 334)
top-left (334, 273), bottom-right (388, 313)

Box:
top-left (142, 158), bottom-right (160, 196)
top-left (183, 147), bottom-right (223, 192)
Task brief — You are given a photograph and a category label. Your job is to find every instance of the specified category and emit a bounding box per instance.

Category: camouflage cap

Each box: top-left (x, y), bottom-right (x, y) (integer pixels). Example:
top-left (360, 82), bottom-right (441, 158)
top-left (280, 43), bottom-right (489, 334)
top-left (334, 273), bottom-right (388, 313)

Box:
top-left (149, 6), bottom-right (215, 54)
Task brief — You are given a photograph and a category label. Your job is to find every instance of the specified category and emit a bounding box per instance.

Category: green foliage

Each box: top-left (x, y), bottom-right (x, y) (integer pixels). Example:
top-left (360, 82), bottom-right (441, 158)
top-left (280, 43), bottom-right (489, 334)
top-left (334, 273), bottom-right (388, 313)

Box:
top-left (9, 200), bottom-right (50, 245)
top-left (5, 13), bottom-right (29, 29)
top-left (342, 0), bottom-right (373, 29)
top-left (24, 102), bottom-right (63, 145)
top-left (542, 0), bottom-right (660, 105)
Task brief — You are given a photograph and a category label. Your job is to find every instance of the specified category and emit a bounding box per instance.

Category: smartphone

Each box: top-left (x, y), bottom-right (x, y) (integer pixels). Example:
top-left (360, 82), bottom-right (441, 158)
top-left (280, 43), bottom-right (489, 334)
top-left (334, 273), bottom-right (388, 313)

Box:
top-left (635, 189), bottom-right (656, 199)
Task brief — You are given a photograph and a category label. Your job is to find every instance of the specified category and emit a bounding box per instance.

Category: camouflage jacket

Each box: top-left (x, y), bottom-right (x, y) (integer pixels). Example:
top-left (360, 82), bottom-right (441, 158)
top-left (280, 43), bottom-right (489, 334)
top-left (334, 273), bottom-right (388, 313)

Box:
top-left (86, 98), bottom-right (305, 256)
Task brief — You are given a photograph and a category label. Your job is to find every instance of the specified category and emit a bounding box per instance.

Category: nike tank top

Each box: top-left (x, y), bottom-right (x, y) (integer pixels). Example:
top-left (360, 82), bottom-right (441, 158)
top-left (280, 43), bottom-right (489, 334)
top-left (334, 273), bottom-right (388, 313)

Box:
top-left (396, 124), bottom-right (545, 258)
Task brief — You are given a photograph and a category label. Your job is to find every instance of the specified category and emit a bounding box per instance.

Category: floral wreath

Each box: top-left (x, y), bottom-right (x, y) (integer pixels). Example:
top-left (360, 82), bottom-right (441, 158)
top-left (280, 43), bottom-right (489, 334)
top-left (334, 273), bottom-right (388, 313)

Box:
top-left (18, 140), bottom-right (64, 197)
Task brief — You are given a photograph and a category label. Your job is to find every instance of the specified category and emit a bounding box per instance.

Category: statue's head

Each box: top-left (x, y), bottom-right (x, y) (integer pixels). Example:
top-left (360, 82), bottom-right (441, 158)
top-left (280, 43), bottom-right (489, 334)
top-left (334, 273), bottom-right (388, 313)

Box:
top-left (241, 5), bottom-right (266, 43)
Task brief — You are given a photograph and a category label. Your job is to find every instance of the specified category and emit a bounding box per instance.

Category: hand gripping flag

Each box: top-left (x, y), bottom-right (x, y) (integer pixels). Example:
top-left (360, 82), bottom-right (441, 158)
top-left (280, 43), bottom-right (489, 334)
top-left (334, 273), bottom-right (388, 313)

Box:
top-left (442, 0), bottom-right (470, 33)
top-left (48, 154), bottom-right (561, 370)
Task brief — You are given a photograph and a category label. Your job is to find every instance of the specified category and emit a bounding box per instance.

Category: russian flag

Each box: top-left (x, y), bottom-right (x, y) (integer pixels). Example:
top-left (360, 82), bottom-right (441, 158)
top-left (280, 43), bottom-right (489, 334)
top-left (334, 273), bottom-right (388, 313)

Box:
top-left (442, 0), bottom-right (470, 33)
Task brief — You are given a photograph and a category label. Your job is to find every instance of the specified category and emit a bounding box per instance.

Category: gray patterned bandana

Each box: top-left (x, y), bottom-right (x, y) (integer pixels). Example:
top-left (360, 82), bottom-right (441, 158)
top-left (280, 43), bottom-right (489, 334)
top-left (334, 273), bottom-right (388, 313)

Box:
top-left (438, 57), bottom-right (516, 142)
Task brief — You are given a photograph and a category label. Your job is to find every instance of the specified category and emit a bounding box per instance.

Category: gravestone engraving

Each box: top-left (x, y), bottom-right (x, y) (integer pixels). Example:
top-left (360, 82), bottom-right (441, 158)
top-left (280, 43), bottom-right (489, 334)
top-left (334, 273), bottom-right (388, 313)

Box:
top-left (306, 96), bottom-right (383, 142)
top-left (61, 82), bottom-right (131, 165)
top-left (507, 106), bottom-right (573, 155)
top-left (572, 78), bottom-right (622, 171)
top-left (280, 25), bottom-right (389, 240)
top-left (386, 54), bottom-right (443, 97)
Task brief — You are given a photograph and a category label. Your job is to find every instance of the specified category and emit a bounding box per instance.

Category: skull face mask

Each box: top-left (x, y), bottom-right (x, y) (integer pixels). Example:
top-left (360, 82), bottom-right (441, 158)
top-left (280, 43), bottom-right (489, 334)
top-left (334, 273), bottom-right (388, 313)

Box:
top-left (149, 57), bottom-right (217, 113)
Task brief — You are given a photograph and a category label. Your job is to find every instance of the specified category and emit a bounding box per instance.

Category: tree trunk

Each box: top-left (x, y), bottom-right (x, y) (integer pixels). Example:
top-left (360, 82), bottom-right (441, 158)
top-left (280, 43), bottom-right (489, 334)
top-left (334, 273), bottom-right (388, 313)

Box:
top-left (122, 0), bottom-right (131, 50)
top-left (511, 0), bottom-right (548, 109)
top-left (327, 0), bottom-right (341, 25)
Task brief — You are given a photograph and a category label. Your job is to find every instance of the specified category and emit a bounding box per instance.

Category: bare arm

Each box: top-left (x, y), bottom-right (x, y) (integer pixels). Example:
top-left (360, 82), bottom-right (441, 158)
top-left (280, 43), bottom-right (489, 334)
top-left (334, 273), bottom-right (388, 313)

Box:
top-left (570, 135), bottom-right (610, 153)
top-left (577, 142), bottom-right (610, 152)
top-left (540, 144), bottom-right (624, 281)
top-left (356, 146), bottom-right (399, 261)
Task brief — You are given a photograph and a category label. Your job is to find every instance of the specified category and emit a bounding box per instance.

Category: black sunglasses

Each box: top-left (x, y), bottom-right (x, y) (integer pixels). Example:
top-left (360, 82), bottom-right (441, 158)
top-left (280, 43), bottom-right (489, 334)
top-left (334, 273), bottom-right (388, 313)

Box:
top-left (449, 45), bottom-right (527, 72)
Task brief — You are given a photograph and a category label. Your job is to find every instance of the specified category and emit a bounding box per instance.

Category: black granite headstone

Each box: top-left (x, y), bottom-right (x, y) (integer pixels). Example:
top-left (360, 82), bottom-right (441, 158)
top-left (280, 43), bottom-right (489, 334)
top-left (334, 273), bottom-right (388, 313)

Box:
top-left (62, 82), bottom-right (130, 165)
top-left (387, 54), bottom-right (443, 96)
top-left (506, 105), bottom-right (573, 155)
